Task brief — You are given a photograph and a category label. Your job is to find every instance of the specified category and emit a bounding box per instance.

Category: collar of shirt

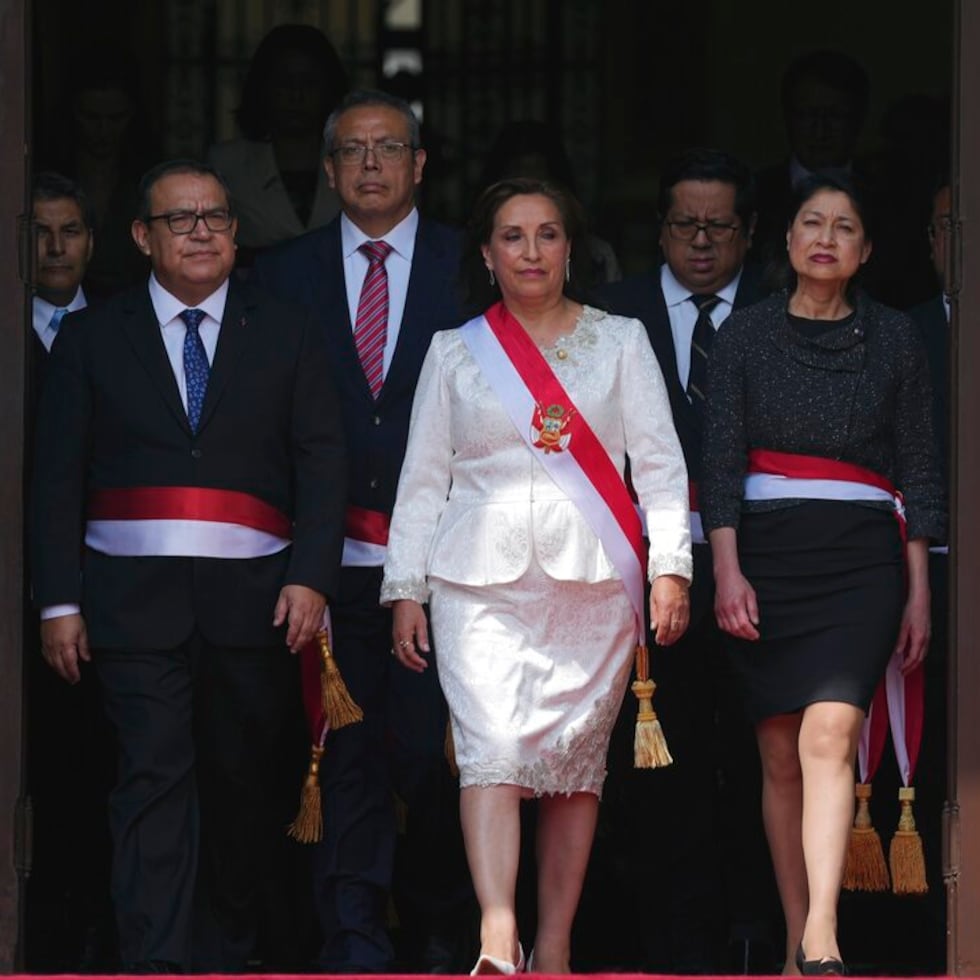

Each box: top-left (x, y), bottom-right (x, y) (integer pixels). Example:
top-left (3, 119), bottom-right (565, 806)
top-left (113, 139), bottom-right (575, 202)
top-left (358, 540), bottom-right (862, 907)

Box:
top-left (148, 272), bottom-right (230, 329)
top-left (660, 263), bottom-right (741, 314)
top-left (339, 207), bottom-right (419, 264)
top-left (32, 287), bottom-right (87, 350)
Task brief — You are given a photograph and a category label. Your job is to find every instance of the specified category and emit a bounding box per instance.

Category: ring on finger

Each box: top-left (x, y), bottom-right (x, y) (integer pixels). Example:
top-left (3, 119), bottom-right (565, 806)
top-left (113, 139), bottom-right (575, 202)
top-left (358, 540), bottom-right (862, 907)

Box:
top-left (398, 639), bottom-right (411, 648)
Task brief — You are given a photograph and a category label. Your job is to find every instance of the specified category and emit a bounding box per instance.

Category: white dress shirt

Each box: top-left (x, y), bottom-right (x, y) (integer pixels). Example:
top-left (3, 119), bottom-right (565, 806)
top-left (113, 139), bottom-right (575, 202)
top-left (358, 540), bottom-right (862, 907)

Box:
top-left (32, 288), bottom-right (87, 352)
top-left (340, 208), bottom-right (419, 379)
top-left (660, 264), bottom-right (741, 395)
top-left (149, 273), bottom-right (228, 411)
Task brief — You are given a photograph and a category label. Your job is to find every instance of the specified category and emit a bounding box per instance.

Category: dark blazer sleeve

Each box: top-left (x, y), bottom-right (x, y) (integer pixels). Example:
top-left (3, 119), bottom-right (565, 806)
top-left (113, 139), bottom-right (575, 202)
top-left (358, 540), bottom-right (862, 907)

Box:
top-left (284, 305), bottom-right (347, 600)
top-left (31, 311), bottom-right (91, 606)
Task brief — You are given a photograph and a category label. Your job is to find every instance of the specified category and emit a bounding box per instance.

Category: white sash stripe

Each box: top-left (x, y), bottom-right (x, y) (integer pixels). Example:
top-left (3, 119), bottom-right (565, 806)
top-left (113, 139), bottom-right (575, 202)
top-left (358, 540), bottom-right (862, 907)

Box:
top-left (884, 650), bottom-right (912, 786)
top-left (342, 536), bottom-right (387, 567)
top-left (744, 473), bottom-right (903, 516)
top-left (462, 318), bottom-right (645, 632)
top-left (85, 519), bottom-right (290, 558)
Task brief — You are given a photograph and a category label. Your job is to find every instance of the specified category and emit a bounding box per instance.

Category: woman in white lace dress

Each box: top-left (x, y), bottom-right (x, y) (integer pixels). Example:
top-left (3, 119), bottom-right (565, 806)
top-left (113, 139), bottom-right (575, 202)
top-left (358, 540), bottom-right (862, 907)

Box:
top-left (380, 178), bottom-right (692, 974)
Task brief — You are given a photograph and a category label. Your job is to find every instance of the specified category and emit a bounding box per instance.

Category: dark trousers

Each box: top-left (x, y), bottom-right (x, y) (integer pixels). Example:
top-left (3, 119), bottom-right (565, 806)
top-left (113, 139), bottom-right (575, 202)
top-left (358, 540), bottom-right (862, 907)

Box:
top-left (313, 566), bottom-right (471, 972)
top-left (94, 632), bottom-right (299, 971)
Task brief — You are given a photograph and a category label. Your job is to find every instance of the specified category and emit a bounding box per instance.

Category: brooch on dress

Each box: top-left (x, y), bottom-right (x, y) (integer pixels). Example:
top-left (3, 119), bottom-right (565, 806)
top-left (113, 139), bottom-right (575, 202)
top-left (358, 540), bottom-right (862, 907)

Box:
top-left (531, 403), bottom-right (575, 453)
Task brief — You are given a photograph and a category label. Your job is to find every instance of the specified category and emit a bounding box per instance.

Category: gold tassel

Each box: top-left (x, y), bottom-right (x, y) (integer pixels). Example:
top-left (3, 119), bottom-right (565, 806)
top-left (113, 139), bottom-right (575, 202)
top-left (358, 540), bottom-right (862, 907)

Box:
top-left (890, 786), bottom-right (928, 895)
top-left (317, 630), bottom-right (363, 729)
top-left (286, 744), bottom-right (324, 843)
top-left (842, 782), bottom-right (890, 891)
top-left (444, 718), bottom-right (459, 778)
top-left (631, 644), bottom-right (673, 769)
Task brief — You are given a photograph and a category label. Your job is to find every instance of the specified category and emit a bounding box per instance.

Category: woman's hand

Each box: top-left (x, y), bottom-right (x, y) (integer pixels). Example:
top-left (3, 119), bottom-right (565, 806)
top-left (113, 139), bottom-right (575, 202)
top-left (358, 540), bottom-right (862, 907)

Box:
top-left (649, 574), bottom-right (690, 646)
top-left (714, 567), bottom-right (761, 640)
top-left (709, 527), bottom-right (760, 640)
top-left (894, 589), bottom-right (931, 673)
top-left (391, 599), bottom-right (430, 673)
top-left (895, 539), bottom-right (932, 674)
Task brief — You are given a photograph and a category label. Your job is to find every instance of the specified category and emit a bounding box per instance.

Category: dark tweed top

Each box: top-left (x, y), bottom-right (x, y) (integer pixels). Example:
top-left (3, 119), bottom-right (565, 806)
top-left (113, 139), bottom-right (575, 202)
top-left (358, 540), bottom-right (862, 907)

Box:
top-left (700, 290), bottom-right (947, 542)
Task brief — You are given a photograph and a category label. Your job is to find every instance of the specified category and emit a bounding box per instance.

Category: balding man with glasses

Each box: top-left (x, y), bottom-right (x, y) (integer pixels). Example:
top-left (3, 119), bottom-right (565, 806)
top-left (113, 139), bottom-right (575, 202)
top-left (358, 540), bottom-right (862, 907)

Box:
top-left (253, 91), bottom-right (468, 973)
top-left (594, 147), bottom-right (773, 973)
top-left (31, 158), bottom-right (347, 973)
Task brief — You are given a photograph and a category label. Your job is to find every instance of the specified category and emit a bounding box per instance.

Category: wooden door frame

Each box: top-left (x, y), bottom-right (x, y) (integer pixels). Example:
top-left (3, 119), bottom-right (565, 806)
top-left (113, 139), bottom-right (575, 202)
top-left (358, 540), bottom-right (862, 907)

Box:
top-left (0, 0), bottom-right (29, 970)
top-left (948, 1), bottom-right (980, 973)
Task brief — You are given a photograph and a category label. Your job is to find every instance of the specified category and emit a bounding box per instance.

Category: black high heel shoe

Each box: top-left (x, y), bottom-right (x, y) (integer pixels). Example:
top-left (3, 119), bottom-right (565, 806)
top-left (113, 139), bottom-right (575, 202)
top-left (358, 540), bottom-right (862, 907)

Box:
top-left (795, 943), bottom-right (847, 976)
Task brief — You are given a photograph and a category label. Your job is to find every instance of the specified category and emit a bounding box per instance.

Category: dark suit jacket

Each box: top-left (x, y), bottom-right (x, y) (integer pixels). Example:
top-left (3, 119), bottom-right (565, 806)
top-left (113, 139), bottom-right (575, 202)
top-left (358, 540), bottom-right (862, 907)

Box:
top-left (252, 214), bottom-right (464, 520)
top-left (909, 293), bottom-right (949, 491)
top-left (594, 261), bottom-right (768, 482)
top-left (31, 278), bottom-right (347, 651)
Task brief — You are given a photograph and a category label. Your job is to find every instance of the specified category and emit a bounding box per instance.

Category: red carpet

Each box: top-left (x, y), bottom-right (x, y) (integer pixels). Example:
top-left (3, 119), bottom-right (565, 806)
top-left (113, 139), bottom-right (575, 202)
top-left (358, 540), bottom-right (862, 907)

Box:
top-left (11, 974), bottom-right (955, 979)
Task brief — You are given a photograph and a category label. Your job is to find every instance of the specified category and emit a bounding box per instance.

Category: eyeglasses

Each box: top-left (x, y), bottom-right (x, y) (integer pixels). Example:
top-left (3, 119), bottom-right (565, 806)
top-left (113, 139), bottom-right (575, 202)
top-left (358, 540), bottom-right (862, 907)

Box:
top-left (144, 209), bottom-right (234, 235)
top-left (928, 215), bottom-right (953, 239)
top-left (665, 219), bottom-right (742, 243)
top-left (331, 141), bottom-right (415, 166)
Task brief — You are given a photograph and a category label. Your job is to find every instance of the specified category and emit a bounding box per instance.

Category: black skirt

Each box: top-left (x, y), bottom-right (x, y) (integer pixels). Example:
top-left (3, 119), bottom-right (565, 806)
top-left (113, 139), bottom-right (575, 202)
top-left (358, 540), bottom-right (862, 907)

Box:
top-left (729, 500), bottom-right (904, 723)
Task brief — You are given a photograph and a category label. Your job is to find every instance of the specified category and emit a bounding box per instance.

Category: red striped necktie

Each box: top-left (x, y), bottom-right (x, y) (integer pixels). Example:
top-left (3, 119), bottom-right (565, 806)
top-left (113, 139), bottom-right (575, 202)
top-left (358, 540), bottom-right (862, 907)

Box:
top-left (355, 240), bottom-right (393, 398)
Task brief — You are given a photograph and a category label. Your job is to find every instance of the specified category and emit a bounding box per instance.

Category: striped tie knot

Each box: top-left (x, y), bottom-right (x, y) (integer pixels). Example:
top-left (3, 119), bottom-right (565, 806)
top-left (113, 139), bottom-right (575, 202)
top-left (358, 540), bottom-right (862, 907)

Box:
top-left (360, 240), bottom-right (392, 266)
top-left (689, 293), bottom-right (721, 314)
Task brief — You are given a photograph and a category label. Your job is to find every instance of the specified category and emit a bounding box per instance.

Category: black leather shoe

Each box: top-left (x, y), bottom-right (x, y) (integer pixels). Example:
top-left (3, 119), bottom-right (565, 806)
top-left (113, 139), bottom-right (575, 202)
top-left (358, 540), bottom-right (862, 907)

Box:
top-left (796, 943), bottom-right (847, 975)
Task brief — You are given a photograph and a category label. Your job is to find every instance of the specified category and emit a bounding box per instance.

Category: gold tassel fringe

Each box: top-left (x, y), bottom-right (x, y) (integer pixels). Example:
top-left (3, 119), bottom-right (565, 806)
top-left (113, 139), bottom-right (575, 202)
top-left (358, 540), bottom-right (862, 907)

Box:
top-left (317, 630), bottom-right (363, 729)
top-left (890, 786), bottom-right (928, 895)
top-left (286, 744), bottom-right (324, 843)
top-left (444, 718), bottom-right (459, 778)
top-left (842, 783), bottom-right (890, 892)
top-left (632, 644), bottom-right (673, 769)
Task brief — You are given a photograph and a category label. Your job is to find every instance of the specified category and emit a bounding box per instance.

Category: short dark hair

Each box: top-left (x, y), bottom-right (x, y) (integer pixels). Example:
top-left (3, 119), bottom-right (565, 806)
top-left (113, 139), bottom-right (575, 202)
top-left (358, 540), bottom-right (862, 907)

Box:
top-left (788, 170), bottom-right (875, 240)
top-left (462, 176), bottom-right (588, 314)
top-left (322, 89), bottom-right (421, 154)
top-left (781, 49), bottom-right (870, 124)
top-left (32, 171), bottom-right (96, 230)
top-left (236, 24), bottom-right (349, 141)
top-left (657, 147), bottom-right (757, 232)
top-left (136, 159), bottom-right (234, 222)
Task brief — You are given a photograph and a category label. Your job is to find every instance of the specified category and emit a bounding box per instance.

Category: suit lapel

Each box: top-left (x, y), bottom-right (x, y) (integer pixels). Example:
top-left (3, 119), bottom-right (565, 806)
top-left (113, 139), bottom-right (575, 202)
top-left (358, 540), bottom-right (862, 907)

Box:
top-left (121, 285), bottom-right (191, 433)
top-left (379, 219), bottom-right (444, 402)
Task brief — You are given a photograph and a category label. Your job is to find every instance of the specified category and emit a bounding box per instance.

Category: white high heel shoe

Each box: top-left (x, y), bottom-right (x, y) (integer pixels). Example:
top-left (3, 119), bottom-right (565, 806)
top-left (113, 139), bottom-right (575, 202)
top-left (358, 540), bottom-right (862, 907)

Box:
top-left (470, 942), bottom-right (526, 975)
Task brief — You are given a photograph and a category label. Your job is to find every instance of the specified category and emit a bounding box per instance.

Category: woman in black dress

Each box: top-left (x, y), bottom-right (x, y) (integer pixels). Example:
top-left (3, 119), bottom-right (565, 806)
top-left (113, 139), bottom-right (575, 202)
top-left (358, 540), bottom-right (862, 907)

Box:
top-left (700, 173), bottom-right (945, 974)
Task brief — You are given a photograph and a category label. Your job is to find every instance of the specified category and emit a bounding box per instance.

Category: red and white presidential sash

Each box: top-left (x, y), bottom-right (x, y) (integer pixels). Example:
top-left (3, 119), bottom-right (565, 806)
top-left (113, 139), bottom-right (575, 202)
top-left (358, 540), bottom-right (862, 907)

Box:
top-left (85, 486), bottom-right (292, 558)
top-left (342, 505), bottom-right (390, 566)
top-left (744, 448), bottom-right (905, 532)
top-left (460, 302), bottom-right (647, 636)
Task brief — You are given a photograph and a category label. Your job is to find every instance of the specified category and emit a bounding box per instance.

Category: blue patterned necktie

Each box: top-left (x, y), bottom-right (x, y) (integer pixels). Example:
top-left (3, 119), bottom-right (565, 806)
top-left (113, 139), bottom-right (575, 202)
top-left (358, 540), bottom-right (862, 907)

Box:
top-left (180, 308), bottom-right (210, 432)
top-left (49, 307), bottom-right (69, 332)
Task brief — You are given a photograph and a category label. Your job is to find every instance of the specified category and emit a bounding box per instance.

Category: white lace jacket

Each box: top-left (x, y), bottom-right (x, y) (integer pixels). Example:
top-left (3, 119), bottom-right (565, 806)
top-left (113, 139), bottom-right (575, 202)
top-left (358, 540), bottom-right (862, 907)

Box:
top-left (379, 307), bottom-right (693, 604)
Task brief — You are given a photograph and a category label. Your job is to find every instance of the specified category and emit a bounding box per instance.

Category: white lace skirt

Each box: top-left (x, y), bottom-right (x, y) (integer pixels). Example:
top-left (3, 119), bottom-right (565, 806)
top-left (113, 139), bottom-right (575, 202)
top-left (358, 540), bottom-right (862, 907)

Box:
top-left (429, 557), bottom-right (635, 797)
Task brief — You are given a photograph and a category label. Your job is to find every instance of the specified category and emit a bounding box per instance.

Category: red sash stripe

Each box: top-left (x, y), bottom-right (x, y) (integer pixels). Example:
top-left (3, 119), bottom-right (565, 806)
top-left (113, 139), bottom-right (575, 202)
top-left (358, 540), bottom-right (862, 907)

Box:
top-left (87, 486), bottom-right (292, 539)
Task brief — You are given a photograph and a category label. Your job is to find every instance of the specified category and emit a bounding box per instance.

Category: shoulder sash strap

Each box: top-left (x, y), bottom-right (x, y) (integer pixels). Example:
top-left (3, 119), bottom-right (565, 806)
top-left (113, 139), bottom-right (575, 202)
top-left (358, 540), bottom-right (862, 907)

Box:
top-left (460, 302), bottom-right (646, 635)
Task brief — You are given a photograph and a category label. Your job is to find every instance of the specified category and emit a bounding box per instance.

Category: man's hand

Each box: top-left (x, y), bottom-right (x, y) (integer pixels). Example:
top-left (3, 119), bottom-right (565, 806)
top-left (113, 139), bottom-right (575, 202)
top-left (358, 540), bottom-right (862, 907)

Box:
top-left (40, 614), bottom-right (90, 684)
top-left (273, 584), bottom-right (327, 652)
